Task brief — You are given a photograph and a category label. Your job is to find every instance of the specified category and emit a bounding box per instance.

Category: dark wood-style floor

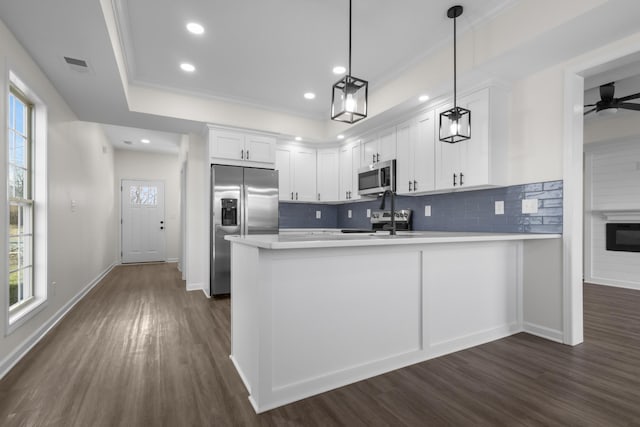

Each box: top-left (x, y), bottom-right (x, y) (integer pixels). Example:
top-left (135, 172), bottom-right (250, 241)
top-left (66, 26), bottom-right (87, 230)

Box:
top-left (1, 264), bottom-right (640, 426)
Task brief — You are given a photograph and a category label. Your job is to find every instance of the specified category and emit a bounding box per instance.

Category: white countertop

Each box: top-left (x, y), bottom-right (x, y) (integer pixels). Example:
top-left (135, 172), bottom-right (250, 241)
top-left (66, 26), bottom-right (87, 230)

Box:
top-left (226, 231), bottom-right (561, 249)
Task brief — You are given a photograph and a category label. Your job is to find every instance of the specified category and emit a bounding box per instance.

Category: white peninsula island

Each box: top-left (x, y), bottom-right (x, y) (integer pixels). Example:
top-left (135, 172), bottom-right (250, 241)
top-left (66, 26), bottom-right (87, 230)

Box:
top-left (225, 231), bottom-right (562, 413)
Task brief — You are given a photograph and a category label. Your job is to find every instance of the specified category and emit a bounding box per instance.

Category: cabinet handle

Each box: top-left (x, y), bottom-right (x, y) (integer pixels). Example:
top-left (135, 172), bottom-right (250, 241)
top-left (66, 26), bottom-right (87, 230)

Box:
top-left (348, 191), bottom-right (351, 199)
top-left (291, 192), bottom-right (294, 200)
top-left (409, 181), bottom-right (412, 191)
top-left (460, 173), bottom-right (464, 186)
top-left (372, 154), bottom-right (376, 164)
top-left (246, 150), bottom-right (250, 160)
top-left (318, 193), bottom-right (320, 201)
top-left (376, 153), bottom-right (380, 162)
top-left (414, 180), bottom-right (418, 191)
top-left (296, 192), bottom-right (298, 200)
top-left (453, 173), bottom-right (457, 186)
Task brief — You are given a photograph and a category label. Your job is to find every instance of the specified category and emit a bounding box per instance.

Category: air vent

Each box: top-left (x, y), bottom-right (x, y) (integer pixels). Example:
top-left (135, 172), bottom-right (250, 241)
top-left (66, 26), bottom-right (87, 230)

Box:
top-left (123, 140), bottom-right (132, 145)
top-left (63, 56), bottom-right (90, 73)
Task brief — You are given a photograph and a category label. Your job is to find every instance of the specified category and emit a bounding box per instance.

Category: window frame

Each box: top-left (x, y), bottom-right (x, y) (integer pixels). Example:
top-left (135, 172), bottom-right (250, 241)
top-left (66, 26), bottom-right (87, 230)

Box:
top-left (8, 86), bottom-right (35, 314)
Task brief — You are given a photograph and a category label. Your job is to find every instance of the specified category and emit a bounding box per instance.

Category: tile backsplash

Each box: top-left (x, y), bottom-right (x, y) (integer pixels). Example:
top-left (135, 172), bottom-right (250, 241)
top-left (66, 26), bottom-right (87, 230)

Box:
top-left (279, 180), bottom-right (563, 234)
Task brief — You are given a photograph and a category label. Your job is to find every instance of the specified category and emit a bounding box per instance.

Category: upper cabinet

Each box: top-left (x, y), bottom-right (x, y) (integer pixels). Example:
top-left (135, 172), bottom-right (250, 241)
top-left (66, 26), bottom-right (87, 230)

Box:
top-left (275, 145), bottom-right (317, 202)
top-left (396, 110), bottom-right (436, 195)
top-left (209, 126), bottom-right (276, 166)
top-left (361, 127), bottom-right (396, 166)
top-left (339, 141), bottom-right (361, 201)
top-left (434, 87), bottom-right (507, 191)
top-left (317, 148), bottom-right (339, 202)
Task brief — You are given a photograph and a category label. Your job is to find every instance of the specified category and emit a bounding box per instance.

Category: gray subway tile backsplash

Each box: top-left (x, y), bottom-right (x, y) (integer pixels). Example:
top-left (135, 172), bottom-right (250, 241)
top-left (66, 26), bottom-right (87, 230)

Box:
top-left (279, 180), bottom-right (563, 234)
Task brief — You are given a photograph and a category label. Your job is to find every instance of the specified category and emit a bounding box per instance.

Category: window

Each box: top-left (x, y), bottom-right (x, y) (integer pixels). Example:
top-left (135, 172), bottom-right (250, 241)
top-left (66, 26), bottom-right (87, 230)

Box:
top-left (8, 86), bottom-right (34, 311)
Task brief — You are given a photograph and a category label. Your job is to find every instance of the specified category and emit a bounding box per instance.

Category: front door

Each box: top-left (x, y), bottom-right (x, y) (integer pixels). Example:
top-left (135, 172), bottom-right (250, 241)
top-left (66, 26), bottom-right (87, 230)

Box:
top-left (121, 180), bottom-right (166, 263)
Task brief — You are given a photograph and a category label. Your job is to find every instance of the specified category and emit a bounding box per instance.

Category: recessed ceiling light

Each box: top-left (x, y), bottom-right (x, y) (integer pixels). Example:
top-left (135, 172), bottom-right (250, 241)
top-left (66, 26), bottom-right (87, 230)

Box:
top-left (180, 63), bottom-right (196, 72)
top-left (419, 94), bottom-right (430, 102)
top-left (295, 136), bottom-right (302, 141)
top-left (333, 66), bottom-right (346, 75)
top-left (186, 22), bottom-right (204, 35)
top-left (304, 92), bottom-right (316, 100)
top-left (337, 134), bottom-right (345, 140)
top-left (141, 139), bottom-right (150, 144)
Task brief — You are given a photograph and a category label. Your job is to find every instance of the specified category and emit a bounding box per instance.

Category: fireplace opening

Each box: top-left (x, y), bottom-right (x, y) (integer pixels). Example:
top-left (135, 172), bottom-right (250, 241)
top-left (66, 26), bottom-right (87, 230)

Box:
top-left (606, 223), bottom-right (640, 252)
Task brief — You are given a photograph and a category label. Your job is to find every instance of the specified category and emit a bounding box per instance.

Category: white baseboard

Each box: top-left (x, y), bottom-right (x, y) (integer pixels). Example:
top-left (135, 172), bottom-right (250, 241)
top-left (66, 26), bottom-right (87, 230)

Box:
top-left (166, 258), bottom-right (179, 263)
top-left (0, 261), bottom-right (118, 380)
top-left (186, 281), bottom-right (203, 292)
top-left (523, 322), bottom-right (564, 343)
top-left (585, 277), bottom-right (640, 291)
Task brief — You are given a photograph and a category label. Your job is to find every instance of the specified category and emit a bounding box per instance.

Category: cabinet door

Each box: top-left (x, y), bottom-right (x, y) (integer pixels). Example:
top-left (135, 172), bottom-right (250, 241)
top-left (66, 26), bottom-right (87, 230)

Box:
top-left (317, 148), bottom-right (339, 201)
top-left (245, 134), bottom-right (276, 163)
top-left (413, 110), bottom-right (435, 193)
top-left (434, 104), bottom-right (462, 190)
top-left (395, 120), bottom-right (413, 195)
top-left (361, 136), bottom-right (379, 165)
top-left (339, 144), bottom-right (353, 201)
top-left (211, 130), bottom-right (244, 160)
top-left (378, 127), bottom-right (397, 162)
top-left (350, 143), bottom-right (361, 201)
top-left (275, 147), bottom-right (293, 201)
top-left (458, 89), bottom-right (490, 188)
top-left (292, 148), bottom-right (317, 201)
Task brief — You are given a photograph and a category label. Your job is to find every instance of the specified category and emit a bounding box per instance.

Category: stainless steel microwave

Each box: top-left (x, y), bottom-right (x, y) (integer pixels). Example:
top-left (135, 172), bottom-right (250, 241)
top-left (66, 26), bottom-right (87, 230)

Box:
top-left (358, 159), bottom-right (395, 196)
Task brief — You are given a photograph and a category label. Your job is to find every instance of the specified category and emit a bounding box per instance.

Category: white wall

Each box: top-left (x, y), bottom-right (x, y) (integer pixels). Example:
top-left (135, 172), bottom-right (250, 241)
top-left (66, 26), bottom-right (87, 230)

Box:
top-left (113, 149), bottom-right (181, 261)
top-left (0, 18), bottom-right (117, 375)
top-left (584, 140), bottom-right (640, 290)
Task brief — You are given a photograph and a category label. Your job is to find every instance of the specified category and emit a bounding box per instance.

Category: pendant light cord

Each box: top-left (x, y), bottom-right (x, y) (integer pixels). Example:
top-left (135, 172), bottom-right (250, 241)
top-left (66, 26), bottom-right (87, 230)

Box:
top-left (348, 0), bottom-right (352, 77)
top-left (453, 13), bottom-right (457, 110)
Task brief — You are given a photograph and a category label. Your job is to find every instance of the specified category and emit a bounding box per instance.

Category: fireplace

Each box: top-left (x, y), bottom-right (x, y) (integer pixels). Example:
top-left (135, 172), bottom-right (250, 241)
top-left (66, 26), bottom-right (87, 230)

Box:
top-left (606, 223), bottom-right (640, 252)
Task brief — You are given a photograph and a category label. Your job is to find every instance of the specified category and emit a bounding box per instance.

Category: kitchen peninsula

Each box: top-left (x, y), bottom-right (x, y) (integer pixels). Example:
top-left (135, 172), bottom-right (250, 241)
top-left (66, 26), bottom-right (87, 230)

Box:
top-left (226, 232), bottom-right (562, 413)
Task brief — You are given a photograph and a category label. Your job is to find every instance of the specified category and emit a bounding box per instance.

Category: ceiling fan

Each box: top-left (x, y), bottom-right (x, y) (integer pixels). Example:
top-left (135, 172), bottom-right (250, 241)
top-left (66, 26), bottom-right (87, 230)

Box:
top-left (584, 82), bottom-right (640, 115)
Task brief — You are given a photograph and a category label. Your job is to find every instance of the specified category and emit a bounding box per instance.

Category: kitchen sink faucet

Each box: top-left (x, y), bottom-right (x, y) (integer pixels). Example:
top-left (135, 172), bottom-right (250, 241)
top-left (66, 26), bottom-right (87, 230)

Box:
top-left (379, 189), bottom-right (396, 236)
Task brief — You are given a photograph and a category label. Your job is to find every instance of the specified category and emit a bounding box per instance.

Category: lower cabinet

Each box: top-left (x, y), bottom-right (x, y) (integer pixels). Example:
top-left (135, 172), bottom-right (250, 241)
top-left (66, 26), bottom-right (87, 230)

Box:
top-left (275, 145), bottom-right (317, 201)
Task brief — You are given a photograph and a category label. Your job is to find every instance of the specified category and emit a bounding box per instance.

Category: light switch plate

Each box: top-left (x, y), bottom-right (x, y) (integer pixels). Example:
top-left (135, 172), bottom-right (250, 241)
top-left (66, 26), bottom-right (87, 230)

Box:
top-left (522, 199), bottom-right (539, 214)
top-left (495, 200), bottom-right (504, 215)
top-left (424, 205), bottom-right (431, 217)
top-left (316, 210), bottom-right (321, 219)
top-left (348, 209), bottom-right (352, 218)
top-left (366, 209), bottom-right (371, 218)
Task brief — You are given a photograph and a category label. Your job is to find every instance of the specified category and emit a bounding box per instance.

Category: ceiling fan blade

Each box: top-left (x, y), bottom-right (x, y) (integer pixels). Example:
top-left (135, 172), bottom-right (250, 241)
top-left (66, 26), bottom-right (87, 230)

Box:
top-left (600, 82), bottom-right (615, 101)
top-left (617, 102), bottom-right (640, 111)
top-left (584, 107), bottom-right (597, 115)
top-left (617, 92), bottom-right (640, 102)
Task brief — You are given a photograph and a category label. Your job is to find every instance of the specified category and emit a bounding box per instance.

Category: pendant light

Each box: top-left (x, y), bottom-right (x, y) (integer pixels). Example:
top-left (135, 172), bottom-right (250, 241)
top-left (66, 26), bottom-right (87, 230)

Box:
top-left (439, 5), bottom-right (471, 143)
top-left (331, 0), bottom-right (368, 124)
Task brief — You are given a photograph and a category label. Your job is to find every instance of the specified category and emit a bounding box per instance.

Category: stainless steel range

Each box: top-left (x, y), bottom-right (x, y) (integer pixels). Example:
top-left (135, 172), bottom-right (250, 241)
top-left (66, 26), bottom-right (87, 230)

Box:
top-left (371, 209), bottom-right (412, 232)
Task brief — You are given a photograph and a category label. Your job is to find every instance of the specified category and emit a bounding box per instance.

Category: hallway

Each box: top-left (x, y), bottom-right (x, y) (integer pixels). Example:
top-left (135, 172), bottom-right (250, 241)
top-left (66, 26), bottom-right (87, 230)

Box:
top-left (1, 264), bottom-right (639, 426)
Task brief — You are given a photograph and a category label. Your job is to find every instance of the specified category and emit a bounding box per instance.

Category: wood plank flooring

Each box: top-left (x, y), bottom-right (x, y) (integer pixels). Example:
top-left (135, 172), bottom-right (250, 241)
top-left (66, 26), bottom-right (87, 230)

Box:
top-left (1, 265), bottom-right (640, 426)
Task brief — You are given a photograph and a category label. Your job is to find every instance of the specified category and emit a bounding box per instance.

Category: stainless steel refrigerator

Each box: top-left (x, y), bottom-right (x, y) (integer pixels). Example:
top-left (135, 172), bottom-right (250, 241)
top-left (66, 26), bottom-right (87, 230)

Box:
top-left (210, 165), bottom-right (279, 296)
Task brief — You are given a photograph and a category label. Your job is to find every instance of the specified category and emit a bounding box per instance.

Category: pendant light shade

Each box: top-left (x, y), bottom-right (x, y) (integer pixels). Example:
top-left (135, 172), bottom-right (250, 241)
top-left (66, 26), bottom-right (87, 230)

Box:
top-left (439, 5), bottom-right (471, 144)
top-left (331, 0), bottom-right (368, 124)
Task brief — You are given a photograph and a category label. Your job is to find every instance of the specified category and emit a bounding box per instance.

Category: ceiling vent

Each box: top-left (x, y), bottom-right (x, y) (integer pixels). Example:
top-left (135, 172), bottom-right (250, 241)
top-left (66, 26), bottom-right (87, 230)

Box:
top-left (63, 56), bottom-right (90, 73)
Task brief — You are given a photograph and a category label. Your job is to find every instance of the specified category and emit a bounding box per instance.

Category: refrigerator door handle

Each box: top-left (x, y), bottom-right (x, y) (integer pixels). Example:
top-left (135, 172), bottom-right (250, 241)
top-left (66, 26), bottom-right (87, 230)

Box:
top-left (241, 184), bottom-right (247, 235)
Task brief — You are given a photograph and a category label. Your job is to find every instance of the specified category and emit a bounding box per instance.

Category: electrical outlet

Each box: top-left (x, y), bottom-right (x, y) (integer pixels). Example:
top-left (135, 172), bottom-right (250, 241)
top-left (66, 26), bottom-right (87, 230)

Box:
top-left (348, 209), bottom-right (352, 219)
top-left (495, 200), bottom-right (504, 215)
top-left (70, 199), bottom-right (78, 212)
top-left (424, 205), bottom-right (431, 217)
top-left (316, 210), bottom-right (321, 219)
top-left (366, 209), bottom-right (371, 218)
top-left (522, 199), bottom-right (539, 214)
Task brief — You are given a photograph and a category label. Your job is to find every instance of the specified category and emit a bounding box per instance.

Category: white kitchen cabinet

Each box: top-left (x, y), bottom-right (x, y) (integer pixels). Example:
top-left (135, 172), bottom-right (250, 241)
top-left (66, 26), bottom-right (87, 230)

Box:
top-left (275, 145), bottom-right (317, 201)
top-left (209, 126), bottom-right (276, 166)
top-left (339, 141), bottom-right (361, 201)
top-left (434, 87), bottom-right (507, 191)
top-left (317, 148), bottom-right (339, 201)
top-left (396, 111), bottom-right (436, 195)
top-left (361, 127), bottom-right (396, 165)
